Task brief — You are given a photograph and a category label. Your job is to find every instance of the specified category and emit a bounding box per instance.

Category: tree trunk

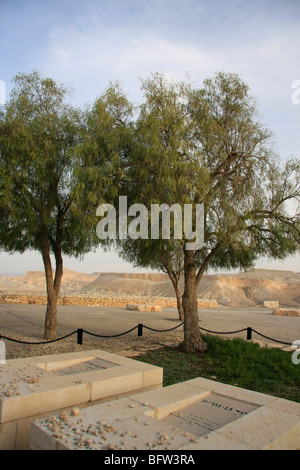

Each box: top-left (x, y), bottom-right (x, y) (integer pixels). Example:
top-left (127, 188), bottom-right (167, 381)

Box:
top-left (182, 249), bottom-right (207, 352)
top-left (167, 272), bottom-right (184, 321)
top-left (44, 285), bottom-right (58, 340)
top-left (41, 233), bottom-right (63, 340)
top-left (174, 284), bottom-right (184, 321)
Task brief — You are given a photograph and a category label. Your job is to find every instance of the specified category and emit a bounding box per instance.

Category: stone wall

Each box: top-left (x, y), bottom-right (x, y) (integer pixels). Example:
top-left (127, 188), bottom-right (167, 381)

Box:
top-left (0, 293), bottom-right (218, 308)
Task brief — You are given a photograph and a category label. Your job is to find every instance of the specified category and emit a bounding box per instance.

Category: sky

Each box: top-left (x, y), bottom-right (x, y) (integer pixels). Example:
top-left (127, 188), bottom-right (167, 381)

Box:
top-left (0, 0), bottom-right (299, 275)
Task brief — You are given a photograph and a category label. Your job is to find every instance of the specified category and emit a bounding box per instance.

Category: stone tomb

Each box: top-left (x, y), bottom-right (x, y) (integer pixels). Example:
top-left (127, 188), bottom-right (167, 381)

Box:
top-left (30, 377), bottom-right (300, 450)
top-left (0, 349), bottom-right (163, 450)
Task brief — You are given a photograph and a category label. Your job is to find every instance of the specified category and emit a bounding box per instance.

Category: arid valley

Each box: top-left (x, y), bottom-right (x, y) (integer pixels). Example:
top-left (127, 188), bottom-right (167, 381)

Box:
top-left (0, 268), bottom-right (299, 308)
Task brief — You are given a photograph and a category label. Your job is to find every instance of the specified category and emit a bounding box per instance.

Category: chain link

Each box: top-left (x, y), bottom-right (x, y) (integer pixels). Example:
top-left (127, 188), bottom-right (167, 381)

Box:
top-left (0, 323), bottom-right (293, 346)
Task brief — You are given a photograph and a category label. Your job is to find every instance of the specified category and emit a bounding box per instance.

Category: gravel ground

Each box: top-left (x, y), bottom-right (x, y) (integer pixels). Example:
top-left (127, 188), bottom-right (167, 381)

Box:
top-left (1, 302), bottom-right (185, 359)
top-left (4, 331), bottom-right (184, 360)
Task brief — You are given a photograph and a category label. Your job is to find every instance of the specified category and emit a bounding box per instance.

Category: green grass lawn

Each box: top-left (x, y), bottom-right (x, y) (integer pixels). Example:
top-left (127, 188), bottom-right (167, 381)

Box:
top-left (137, 334), bottom-right (300, 403)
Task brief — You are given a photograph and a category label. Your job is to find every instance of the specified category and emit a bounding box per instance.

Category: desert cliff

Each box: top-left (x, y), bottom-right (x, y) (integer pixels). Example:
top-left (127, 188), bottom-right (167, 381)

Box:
top-left (0, 268), bottom-right (299, 307)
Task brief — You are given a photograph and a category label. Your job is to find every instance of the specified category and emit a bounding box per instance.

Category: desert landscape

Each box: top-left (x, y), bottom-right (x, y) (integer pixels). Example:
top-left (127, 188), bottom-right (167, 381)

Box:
top-left (0, 267), bottom-right (299, 308)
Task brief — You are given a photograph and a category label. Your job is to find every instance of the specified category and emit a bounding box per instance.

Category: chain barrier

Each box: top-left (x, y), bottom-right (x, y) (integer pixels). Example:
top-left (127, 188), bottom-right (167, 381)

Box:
top-left (0, 331), bottom-right (77, 345)
top-left (0, 322), bottom-right (293, 347)
top-left (82, 325), bottom-right (139, 338)
top-left (250, 329), bottom-right (292, 346)
top-left (143, 322), bottom-right (184, 333)
top-left (199, 326), bottom-right (248, 335)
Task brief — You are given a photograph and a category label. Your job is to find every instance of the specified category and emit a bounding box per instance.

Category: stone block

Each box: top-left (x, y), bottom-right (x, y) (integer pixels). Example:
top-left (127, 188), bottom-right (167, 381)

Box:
top-left (30, 420), bottom-right (58, 450)
top-left (132, 382), bottom-right (210, 419)
top-left (126, 303), bottom-right (145, 311)
top-left (186, 378), bottom-right (275, 407)
top-left (218, 405), bottom-right (300, 450)
top-left (181, 432), bottom-right (256, 450)
top-left (126, 303), bottom-right (162, 312)
top-left (0, 421), bottom-right (16, 450)
top-left (263, 423), bottom-right (300, 450)
top-left (89, 368), bottom-right (143, 401)
top-left (1, 379), bottom-right (90, 423)
top-left (272, 308), bottom-right (300, 317)
top-left (269, 397), bottom-right (300, 416)
top-left (145, 305), bottom-right (163, 312)
top-left (264, 301), bottom-right (279, 308)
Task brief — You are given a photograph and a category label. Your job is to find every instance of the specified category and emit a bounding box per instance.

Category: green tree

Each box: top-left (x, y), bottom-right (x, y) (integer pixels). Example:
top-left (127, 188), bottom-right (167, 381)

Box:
top-left (0, 72), bottom-right (119, 339)
top-left (0, 73), bottom-right (133, 340)
top-left (117, 72), bottom-right (299, 353)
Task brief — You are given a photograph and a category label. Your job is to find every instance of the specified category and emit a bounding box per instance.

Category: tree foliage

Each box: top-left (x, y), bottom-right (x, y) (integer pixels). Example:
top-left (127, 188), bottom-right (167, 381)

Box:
top-left (115, 72), bottom-right (300, 352)
top-left (0, 72), bottom-right (130, 339)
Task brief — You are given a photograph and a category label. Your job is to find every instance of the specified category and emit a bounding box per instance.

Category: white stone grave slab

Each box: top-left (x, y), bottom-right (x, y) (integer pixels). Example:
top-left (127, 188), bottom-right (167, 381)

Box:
top-left (0, 349), bottom-right (162, 450)
top-left (30, 377), bottom-right (300, 450)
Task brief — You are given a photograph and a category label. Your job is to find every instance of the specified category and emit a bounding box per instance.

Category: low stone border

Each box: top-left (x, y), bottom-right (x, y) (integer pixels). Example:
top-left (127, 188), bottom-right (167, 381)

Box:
top-left (0, 294), bottom-right (218, 308)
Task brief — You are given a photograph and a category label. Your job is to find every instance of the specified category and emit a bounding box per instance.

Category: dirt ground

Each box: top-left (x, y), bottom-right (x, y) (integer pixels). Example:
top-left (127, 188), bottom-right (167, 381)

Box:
top-left (0, 303), bottom-right (298, 360)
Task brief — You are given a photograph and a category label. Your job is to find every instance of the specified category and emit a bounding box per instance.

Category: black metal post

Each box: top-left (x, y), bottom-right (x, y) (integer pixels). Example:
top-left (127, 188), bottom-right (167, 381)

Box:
top-left (77, 328), bottom-right (83, 345)
top-left (247, 327), bottom-right (252, 340)
top-left (138, 324), bottom-right (143, 337)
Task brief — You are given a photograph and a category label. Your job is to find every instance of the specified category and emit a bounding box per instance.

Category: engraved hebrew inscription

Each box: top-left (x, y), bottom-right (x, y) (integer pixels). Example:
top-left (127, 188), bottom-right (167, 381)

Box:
top-left (163, 392), bottom-right (259, 438)
top-left (54, 358), bottom-right (118, 376)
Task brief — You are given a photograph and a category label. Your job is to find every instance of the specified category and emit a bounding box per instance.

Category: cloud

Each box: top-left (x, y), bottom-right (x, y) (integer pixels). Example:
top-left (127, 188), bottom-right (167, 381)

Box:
top-left (41, 15), bottom-right (300, 107)
top-left (38, 9), bottom-right (300, 161)
top-left (2, 0), bottom-right (299, 274)
top-left (41, 25), bottom-right (217, 105)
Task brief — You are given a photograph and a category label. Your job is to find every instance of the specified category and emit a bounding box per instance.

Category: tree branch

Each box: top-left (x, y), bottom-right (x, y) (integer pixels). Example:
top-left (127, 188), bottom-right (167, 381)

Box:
top-left (196, 241), bottom-right (222, 285)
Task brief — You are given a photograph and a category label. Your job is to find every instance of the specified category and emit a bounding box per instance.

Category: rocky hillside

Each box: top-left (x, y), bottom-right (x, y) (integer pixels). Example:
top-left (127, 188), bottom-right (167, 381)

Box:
top-left (0, 268), bottom-right (299, 307)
